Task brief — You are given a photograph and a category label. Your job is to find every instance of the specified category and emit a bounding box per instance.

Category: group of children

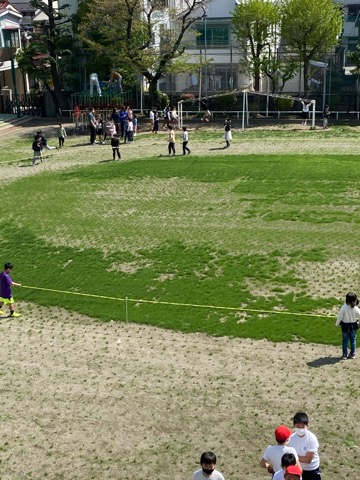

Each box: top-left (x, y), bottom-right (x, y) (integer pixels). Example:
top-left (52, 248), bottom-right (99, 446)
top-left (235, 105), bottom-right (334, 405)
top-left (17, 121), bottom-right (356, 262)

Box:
top-left (195, 412), bottom-right (320, 480)
top-left (31, 125), bottom-right (67, 165)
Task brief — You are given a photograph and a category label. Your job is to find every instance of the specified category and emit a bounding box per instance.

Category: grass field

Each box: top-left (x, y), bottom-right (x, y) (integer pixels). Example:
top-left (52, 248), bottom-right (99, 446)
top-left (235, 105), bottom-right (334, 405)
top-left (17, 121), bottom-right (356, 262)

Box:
top-left (3, 124), bottom-right (360, 344)
top-left (1, 120), bottom-right (360, 480)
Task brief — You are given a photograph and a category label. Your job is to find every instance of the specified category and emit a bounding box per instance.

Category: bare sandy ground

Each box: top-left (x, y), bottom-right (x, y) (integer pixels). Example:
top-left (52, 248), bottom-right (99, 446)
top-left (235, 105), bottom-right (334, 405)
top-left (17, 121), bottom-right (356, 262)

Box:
top-left (1, 122), bottom-right (359, 479)
top-left (1, 303), bottom-right (359, 480)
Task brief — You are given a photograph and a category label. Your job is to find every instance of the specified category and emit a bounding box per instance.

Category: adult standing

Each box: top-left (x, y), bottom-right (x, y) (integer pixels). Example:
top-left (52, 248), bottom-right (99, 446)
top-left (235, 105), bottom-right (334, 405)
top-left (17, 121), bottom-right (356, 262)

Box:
top-left (88, 107), bottom-right (97, 145)
top-left (119, 105), bottom-right (128, 138)
top-left (288, 412), bottom-right (321, 480)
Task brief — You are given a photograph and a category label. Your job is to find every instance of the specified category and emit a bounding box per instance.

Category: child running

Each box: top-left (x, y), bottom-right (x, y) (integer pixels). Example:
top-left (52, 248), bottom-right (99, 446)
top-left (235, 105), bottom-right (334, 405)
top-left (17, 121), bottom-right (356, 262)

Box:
top-left (32, 134), bottom-right (43, 165)
top-left (111, 134), bottom-right (121, 160)
top-left (182, 126), bottom-right (191, 155)
top-left (0, 262), bottom-right (21, 317)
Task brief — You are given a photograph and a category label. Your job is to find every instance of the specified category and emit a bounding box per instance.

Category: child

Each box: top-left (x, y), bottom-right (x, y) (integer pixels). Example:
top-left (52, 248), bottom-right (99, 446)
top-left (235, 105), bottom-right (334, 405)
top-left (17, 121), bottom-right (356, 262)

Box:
top-left (284, 465), bottom-right (302, 480)
top-left (97, 118), bottom-right (104, 144)
top-left (168, 126), bottom-right (176, 155)
top-left (153, 110), bottom-right (159, 133)
top-left (111, 134), bottom-right (121, 160)
top-left (104, 119), bottom-right (116, 143)
top-left (127, 117), bottom-right (134, 143)
top-left (192, 451), bottom-right (225, 480)
top-left (32, 134), bottom-right (43, 165)
top-left (200, 98), bottom-right (211, 122)
top-left (37, 130), bottom-right (57, 150)
top-left (288, 412), bottom-right (321, 480)
top-left (133, 114), bottom-right (138, 136)
top-left (182, 126), bottom-right (191, 155)
top-left (224, 119), bottom-right (232, 148)
top-left (260, 425), bottom-right (299, 475)
top-left (335, 291), bottom-right (360, 359)
top-left (58, 123), bottom-right (67, 148)
top-left (273, 453), bottom-right (298, 480)
top-left (323, 105), bottom-right (330, 129)
top-left (0, 262), bottom-right (21, 317)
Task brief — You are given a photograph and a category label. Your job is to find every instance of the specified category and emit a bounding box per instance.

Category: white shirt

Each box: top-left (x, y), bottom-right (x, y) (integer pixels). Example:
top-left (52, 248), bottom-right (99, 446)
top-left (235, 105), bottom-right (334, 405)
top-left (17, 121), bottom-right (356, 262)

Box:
top-left (192, 469), bottom-right (224, 480)
top-left (183, 131), bottom-right (189, 142)
top-left (262, 445), bottom-right (298, 472)
top-left (336, 304), bottom-right (360, 325)
top-left (149, 111), bottom-right (154, 120)
top-left (288, 431), bottom-right (320, 471)
top-left (273, 470), bottom-right (285, 480)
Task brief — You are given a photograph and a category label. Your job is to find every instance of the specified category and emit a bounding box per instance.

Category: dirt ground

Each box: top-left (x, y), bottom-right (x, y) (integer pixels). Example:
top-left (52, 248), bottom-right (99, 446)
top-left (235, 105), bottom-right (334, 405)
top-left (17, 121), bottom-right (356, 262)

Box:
top-left (1, 121), bottom-right (360, 479)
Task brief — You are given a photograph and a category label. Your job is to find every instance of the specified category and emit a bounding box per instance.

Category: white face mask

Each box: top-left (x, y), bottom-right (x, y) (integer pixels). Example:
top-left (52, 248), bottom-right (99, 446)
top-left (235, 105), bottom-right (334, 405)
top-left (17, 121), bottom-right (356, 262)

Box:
top-left (295, 427), bottom-right (306, 436)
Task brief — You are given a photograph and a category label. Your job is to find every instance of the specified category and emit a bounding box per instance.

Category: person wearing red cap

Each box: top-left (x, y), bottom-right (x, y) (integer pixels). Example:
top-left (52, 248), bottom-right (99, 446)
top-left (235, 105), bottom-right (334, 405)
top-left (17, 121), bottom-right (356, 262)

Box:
top-left (260, 425), bottom-right (299, 475)
top-left (285, 465), bottom-right (302, 479)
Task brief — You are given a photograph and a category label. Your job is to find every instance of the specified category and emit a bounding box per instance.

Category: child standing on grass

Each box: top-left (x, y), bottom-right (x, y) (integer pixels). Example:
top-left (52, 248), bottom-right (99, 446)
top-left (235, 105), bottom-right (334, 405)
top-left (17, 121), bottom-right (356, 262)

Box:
top-left (58, 123), bottom-right (67, 148)
top-left (168, 126), bottom-right (176, 155)
top-left (182, 126), bottom-right (191, 155)
top-left (0, 262), bottom-right (21, 317)
top-left (32, 134), bottom-right (43, 165)
top-left (335, 291), bottom-right (360, 359)
top-left (192, 451), bottom-right (225, 480)
top-left (224, 118), bottom-right (232, 148)
top-left (111, 134), bottom-right (121, 160)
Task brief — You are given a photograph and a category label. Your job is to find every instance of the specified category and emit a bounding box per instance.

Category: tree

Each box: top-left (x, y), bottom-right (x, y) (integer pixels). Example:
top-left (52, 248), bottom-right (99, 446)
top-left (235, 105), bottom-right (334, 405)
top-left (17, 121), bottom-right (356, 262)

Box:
top-left (261, 56), bottom-right (299, 93)
top-left (281, 0), bottom-right (343, 96)
top-left (16, 0), bottom-right (73, 112)
top-left (232, 0), bottom-right (281, 92)
top-left (78, 0), bottom-right (207, 106)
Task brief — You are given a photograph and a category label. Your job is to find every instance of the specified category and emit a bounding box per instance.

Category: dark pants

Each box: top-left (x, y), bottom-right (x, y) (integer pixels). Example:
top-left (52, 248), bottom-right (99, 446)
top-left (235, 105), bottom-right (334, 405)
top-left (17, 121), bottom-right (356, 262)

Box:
top-left (112, 147), bottom-right (121, 160)
top-left (59, 136), bottom-right (65, 147)
top-left (120, 121), bottom-right (126, 137)
top-left (89, 125), bottom-right (96, 144)
top-left (182, 141), bottom-right (190, 155)
top-left (302, 468), bottom-right (321, 480)
top-left (168, 142), bottom-right (175, 155)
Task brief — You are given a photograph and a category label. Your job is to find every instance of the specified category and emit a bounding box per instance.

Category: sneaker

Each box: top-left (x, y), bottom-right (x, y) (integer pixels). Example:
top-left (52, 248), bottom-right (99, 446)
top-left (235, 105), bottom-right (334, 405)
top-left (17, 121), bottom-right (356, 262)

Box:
top-left (188, 150), bottom-right (191, 155)
top-left (10, 312), bottom-right (20, 317)
top-left (348, 353), bottom-right (356, 359)
top-left (342, 355), bottom-right (348, 360)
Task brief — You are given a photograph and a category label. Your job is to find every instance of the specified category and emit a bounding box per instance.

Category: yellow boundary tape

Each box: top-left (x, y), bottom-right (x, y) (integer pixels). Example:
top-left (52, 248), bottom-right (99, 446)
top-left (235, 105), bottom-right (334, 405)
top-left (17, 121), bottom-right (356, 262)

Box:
top-left (21, 284), bottom-right (333, 319)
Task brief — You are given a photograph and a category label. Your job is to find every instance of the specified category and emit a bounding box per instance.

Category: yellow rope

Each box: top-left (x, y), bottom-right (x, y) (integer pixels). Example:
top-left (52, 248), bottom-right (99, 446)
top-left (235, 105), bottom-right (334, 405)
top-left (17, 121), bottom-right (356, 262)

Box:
top-left (20, 284), bottom-right (334, 319)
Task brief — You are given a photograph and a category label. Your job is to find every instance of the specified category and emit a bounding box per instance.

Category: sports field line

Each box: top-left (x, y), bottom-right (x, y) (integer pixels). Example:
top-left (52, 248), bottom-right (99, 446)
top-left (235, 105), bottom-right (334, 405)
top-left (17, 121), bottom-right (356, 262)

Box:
top-left (21, 284), bottom-right (333, 319)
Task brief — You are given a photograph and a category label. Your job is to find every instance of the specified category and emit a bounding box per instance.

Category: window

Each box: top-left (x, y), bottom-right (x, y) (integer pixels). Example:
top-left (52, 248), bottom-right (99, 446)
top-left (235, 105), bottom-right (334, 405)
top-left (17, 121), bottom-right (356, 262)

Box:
top-left (196, 22), bottom-right (229, 48)
top-left (347, 5), bottom-right (360, 22)
top-left (3, 29), bottom-right (20, 48)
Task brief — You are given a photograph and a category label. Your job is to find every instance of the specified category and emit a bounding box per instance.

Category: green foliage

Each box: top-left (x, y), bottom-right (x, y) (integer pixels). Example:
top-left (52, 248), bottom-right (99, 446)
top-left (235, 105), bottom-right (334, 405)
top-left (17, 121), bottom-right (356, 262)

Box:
top-left (211, 94), bottom-right (238, 110)
top-left (77, 0), bottom-right (207, 104)
top-left (232, 0), bottom-right (281, 91)
top-left (281, 0), bottom-right (343, 94)
top-left (276, 97), bottom-right (294, 110)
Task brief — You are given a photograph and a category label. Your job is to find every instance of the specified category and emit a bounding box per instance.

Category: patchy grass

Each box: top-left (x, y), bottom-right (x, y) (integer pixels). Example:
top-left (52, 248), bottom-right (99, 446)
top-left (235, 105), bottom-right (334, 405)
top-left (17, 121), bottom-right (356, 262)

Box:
top-left (1, 144), bottom-right (360, 343)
